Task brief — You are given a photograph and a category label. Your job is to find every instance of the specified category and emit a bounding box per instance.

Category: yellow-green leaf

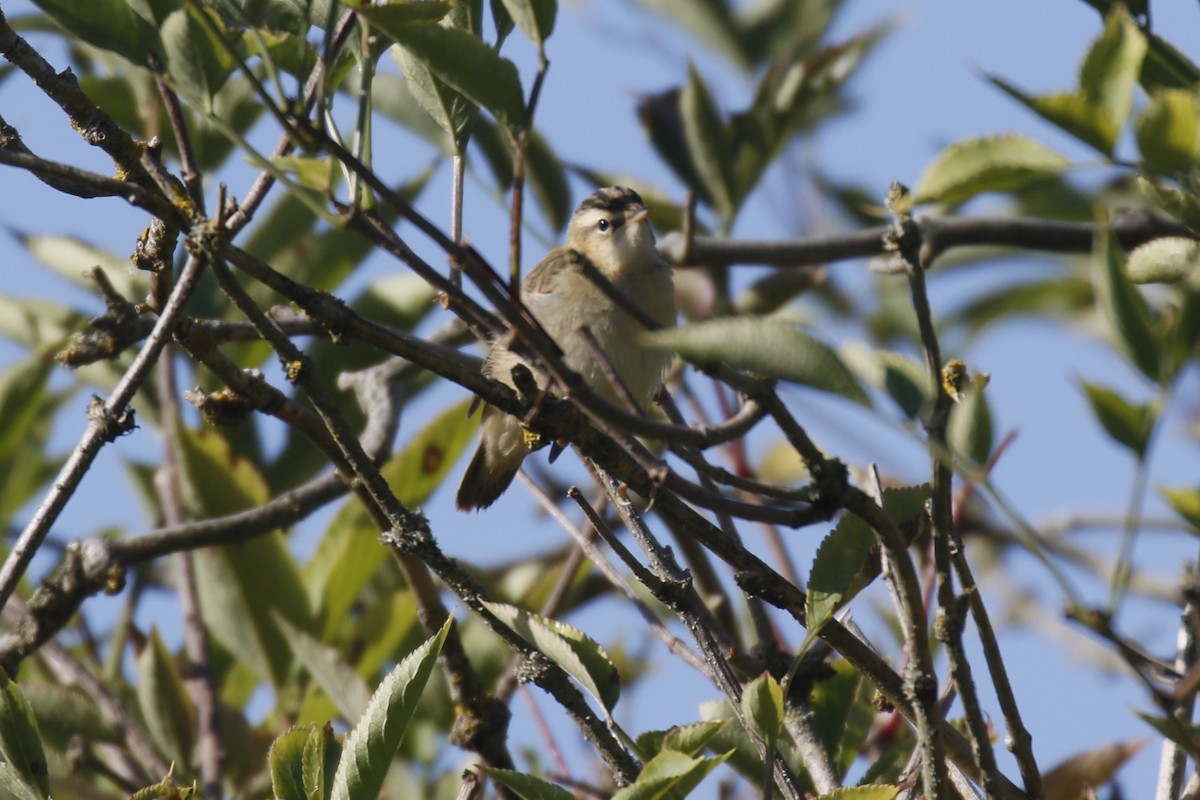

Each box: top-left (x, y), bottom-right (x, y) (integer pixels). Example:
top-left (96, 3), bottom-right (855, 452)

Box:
top-left (1079, 6), bottom-right (1146, 138)
top-left (913, 134), bottom-right (1071, 205)
top-left (1161, 486), bottom-right (1200, 531)
top-left (1136, 88), bottom-right (1200, 174)
top-left (643, 317), bottom-right (870, 406)
top-left (482, 601), bottom-right (621, 713)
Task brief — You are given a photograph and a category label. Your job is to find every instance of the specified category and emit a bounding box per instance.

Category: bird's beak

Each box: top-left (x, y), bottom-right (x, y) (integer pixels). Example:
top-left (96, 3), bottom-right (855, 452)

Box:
top-left (627, 206), bottom-right (651, 226)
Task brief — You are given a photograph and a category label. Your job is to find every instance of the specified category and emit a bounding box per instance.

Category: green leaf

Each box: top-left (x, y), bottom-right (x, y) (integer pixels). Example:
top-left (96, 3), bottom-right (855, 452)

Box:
top-left (526, 130), bottom-right (572, 233)
top-left (913, 134), bottom-right (1071, 205)
top-left (0, 296), bottom-right (85, 352)
top-left (1079, 382), bottom-right (1157, 459)
top-left (135, 627), bottom-right (196, 767)
top-left (1094, 227), bottom-right (1162, 382)
top-left (1136, 177), bottom-right (1200, 233)
top-left (839, 345), bottom-right (928, 420)
top-left (636, 720), bottom-right (729, 759)
top-left (20, 232), bottom-right (143, 297)
top-left (269, 726), bottom-right (313, 800)
top-left (946, 372), bottom-right (993, 467)
top-left (489, 0), bottom-right (516, 46)
top-left (990, 83), bottom-right (1118, 157)
top-left (176, 426), bottom-right (315, 687)
top-left (810, 659), bottom-right (872, 776)
top-left (808, 484), bottom-right (929, 633)
top-left (482, 768), bottom-right (575, 800)
top-left (643, 318), bottom-right (870, 406)
top-left (632, 0), bottom-right (744, 67)
top-left (1126, 237), bottom-right (1200, 286)
top-left (944, 277), bottom-right (1094, 335)
top-left (276, 616), bottom-right (373, 723)
top-left (31, 0), bottom-right (160, 65)
top-left (1137, 28), bottom-right (1200, 93)
top-left (498, 0), bottom-right (556, 46)
top-left (681, 64), bottom-right (734, 220)
top-left (482, 601), bottom-right (621, 713)
top-left (0, 356), bottom-right (55, 476)
top-left (305, 398), bottom-right (479, 636)
top-left (270, 155), bottom-right (338, 193)
top-left (611, 749), bottom-right (732, 800)
top-left (1161, 487), bottom-right (1200, 531)
top-left (330, 615), bottom-right (453, 800)
top-left (0, 673), bottom-right (49, 799)
top-left (1166, 289), bottom-right (1200, 379)
top-left (1135, 711), bottom-right (1200, 758)
top-left (369, 13), bottom-right (526, 133)
top-left (1136, 88), bottom-right (1200, 175)
top-left (303, 723), bottom-right (341, 800)
top-left (806, 508), bottom-right (877, 633)
top-left (1079, 6), bottom-right (1146, 139)
top-left (740, 672), bottom-right (783, 745)
top-left (732, 270), bottom-right (821, 315)
top-left (160, 5), bottom-right (236, 108)
top-left (814, 786), bottom-right (900, 800)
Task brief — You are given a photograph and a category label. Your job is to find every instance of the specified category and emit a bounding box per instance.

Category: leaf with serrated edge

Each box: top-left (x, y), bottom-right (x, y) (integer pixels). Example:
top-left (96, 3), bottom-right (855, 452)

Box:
top-left (913, 134), bottom-right (1070, 205)
top-left (0, 672), bottom-right (49, 799)
top-left (482, 601), bottom-right (621, 713)
top-left (637, 720), bottom-right (729, 759)
top-left (643, 318), bottom-right (869, 406)
top-left (482, 768), bottom-right (575, 800)
top-left (330, 616), bottom-right (453, 800)
top-left (268, 726), bottom-right (311, 800)
top-left (808, 485), bottom-right (928, 633)
top-left (807, 514), bottom-right (875, 634)
top-left (612, 749), bottom-right (733, 800)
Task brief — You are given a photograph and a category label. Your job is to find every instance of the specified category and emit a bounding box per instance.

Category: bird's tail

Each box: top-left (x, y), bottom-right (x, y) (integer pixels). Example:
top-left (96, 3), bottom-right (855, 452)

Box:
top-left (455, 409), bottom-right (529, 511)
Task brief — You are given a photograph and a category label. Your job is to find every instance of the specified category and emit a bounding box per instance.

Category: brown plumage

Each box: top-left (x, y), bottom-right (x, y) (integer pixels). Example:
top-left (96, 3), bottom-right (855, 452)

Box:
top-left (456, 187), bottom-right (677, 510)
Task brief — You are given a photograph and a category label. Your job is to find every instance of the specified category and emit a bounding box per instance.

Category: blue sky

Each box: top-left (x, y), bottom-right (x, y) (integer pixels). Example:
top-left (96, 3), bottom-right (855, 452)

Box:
top-left (2, 0), bottom-right (1199, 795)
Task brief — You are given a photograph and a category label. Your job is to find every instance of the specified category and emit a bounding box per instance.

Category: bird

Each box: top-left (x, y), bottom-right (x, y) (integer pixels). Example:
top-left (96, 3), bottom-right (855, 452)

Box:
top-left (456, 186), bottom-right (677, 511)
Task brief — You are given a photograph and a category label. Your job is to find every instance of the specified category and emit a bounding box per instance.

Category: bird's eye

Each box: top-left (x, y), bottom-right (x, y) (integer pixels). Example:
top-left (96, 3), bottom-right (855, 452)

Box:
top-left (597, 218), bottom-right (610, 232)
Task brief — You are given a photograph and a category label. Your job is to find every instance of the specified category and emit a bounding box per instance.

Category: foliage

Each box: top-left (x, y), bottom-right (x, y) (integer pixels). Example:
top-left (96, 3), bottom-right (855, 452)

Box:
top-left (0, 1), bottom-right (1197, 799)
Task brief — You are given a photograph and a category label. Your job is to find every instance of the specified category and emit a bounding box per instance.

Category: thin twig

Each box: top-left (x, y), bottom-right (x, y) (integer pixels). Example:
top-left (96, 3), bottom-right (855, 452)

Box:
top-left (580, 465), bottom-right (805, 800)
top-left (0, 253), bottom-right (207, 611)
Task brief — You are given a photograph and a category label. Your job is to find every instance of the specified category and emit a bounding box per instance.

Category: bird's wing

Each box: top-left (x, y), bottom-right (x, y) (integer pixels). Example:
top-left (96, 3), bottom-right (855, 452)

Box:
top-left (521, 247), bottom-right (585, 312)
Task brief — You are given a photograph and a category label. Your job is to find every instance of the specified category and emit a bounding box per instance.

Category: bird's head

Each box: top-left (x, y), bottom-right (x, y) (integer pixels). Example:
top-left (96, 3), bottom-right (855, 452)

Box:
top-left (566, 186), bottom-right (657, 276)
